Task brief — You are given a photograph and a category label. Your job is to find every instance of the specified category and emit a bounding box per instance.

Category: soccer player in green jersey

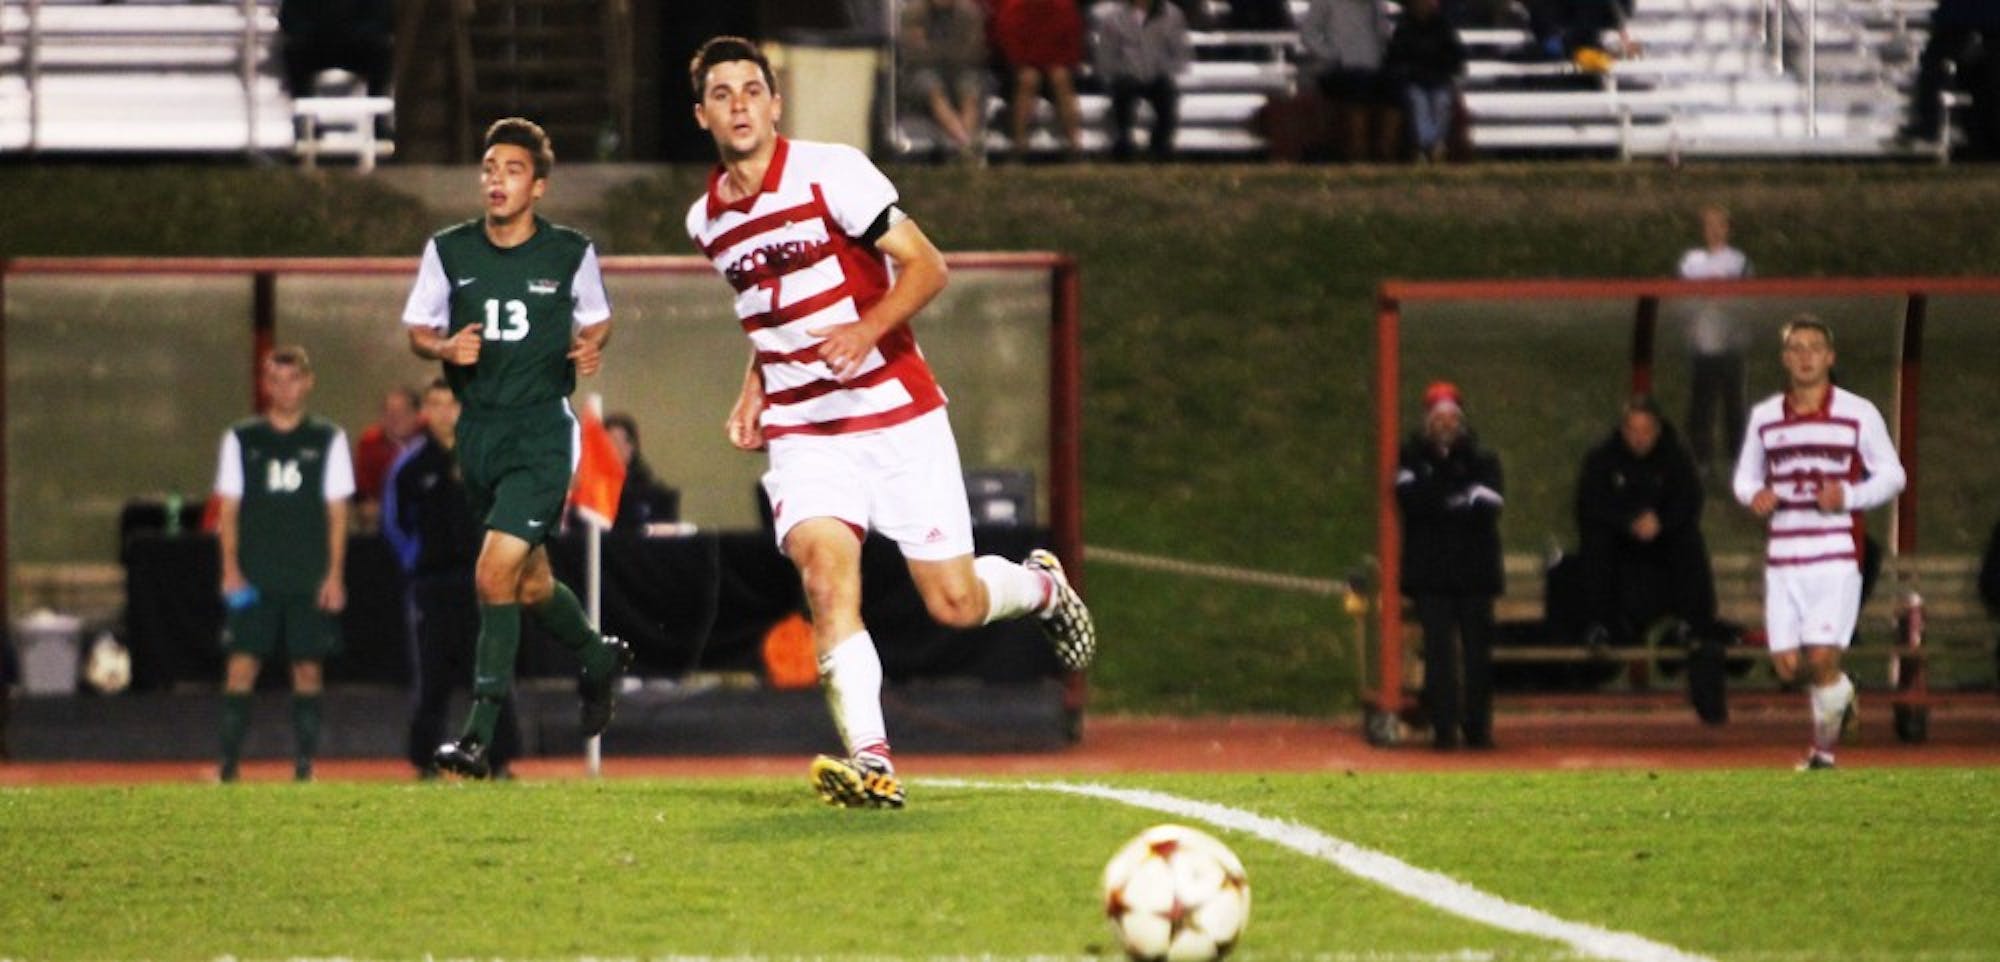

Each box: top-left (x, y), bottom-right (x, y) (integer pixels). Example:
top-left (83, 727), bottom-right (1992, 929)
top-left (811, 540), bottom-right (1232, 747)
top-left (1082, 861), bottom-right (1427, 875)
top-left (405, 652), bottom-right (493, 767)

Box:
top-left (214, 345), bottom-right (354, 782)
top-left (400, 117), bottom-right (631, 778)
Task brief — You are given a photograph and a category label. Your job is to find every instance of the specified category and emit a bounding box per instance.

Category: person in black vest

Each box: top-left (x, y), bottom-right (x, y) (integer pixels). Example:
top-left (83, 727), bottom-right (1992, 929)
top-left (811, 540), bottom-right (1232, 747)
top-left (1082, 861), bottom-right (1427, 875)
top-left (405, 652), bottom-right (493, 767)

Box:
top-left (1396, 380), bottom-right (1504, 750)
top-left (1573, 395), bottom-right (1718, 650)
top-left (384, 379), bottom-right (522, 779)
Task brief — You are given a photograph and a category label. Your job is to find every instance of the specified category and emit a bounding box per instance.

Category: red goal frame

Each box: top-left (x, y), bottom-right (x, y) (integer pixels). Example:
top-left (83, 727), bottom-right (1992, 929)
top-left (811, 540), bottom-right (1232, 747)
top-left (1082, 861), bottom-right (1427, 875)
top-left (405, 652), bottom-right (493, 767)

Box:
top-left (0, 253), bottom-right (1083, 618)
top-left (1370, 275), bottom-right (2000, 722)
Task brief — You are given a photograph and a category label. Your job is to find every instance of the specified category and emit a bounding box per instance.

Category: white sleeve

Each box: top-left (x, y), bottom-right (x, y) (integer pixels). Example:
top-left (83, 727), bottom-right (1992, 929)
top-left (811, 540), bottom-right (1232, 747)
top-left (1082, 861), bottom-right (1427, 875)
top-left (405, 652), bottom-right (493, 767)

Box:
top-left (571, 244), bottom-right (612, 327)
top-left (819, 145), bottom-right (900, 240)
top-left (1846, 402), bottom-right (1907, 511)
top-left (323, 429), bottom-right (356, 501)
top-left (1731, 411), bottom-right (1767, 506)
top-left (401, 239), bottom-right (451, 330)
top-left (214, 431), bottom-right (243, 498)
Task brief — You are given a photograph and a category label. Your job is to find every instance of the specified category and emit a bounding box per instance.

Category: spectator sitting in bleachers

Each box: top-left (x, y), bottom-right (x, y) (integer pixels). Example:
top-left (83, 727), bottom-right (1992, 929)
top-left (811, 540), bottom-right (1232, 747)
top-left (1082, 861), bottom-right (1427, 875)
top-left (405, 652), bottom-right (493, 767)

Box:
top-left (1299, 0), bottom-right (1398, 162)
top-left (1383, 0), bottom-right (1467, 163)
top-left (1090, 0), bottom-right (1192, 161)
top-left (278, 0), bottom-right (394, 100)
top-left (991, 0), bottom-right (1086, 160)
top-left (898, 0), bottom-right (991, 162)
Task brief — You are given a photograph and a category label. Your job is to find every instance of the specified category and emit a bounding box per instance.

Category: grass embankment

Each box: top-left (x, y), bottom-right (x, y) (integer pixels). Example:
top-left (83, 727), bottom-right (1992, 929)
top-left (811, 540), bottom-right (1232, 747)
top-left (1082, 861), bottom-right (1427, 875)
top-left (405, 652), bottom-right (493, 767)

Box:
top-left (7, 162), bottom-right (2000, 714)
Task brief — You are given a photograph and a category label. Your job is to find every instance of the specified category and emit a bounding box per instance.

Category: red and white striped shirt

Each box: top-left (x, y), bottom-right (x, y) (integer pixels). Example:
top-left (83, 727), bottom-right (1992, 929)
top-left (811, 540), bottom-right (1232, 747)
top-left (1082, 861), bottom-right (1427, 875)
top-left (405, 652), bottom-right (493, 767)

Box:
top-left (686, 137), bottom-right (945, 440)
top-left (1732, 386), bottom-right (1906, 570)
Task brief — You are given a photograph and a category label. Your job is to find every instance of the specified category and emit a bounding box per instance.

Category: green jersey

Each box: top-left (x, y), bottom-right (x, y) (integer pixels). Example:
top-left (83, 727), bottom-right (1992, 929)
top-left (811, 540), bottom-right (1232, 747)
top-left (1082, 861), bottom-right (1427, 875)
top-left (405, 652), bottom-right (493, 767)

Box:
top-left (400, 216), bottom-right (612, 414)
top-left (216, 415), bottom-right (354, 594)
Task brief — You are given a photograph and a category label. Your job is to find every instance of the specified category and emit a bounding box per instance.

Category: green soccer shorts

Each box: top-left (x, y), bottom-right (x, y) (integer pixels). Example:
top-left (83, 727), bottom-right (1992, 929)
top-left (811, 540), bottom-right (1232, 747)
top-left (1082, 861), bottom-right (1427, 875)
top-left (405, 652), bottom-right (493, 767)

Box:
top-left (455, 404), bottom-right (575, 546)
top-left (225, 591), bottom-right (342, 662)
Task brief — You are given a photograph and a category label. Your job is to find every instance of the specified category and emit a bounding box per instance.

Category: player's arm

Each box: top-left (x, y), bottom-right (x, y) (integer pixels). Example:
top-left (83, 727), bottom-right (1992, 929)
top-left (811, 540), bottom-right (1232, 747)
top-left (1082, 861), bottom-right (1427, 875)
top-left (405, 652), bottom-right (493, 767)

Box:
top-left (1732, 415), bottom-right (1776, 515)
top-left (810, 213), bottom-right (948, 380)
top-left (409, 324), bottom-right (484, 365)
top-left (726, 349), bottom-right (767, 451)
top-left (567, 244), bottom-right (614, 376)
top-left (402, 240), bottom-right (483, 364)
top-left (318, 431), bottom-right (356, 613)
top-left (213, 431), bottom-right (248, 598)
top-left (1828, 404), bottom-right (1908, 513)
top-left (568, 318), bottom-right (613, 377)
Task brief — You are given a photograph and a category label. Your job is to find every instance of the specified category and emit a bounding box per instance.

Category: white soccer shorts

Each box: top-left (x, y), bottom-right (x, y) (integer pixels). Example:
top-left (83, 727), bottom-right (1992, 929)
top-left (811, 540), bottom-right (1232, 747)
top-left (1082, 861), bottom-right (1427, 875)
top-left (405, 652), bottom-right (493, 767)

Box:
top-left (761, 408), bottom-right (975, 562)
top-left (1762, 562), bottom-right (1864, 654)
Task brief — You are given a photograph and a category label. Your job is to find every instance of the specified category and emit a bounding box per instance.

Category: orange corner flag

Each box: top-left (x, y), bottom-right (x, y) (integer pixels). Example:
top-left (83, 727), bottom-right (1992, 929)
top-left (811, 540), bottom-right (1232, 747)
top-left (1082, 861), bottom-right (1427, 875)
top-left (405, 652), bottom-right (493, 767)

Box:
top-left (571, 402), bottom-right (627, 529)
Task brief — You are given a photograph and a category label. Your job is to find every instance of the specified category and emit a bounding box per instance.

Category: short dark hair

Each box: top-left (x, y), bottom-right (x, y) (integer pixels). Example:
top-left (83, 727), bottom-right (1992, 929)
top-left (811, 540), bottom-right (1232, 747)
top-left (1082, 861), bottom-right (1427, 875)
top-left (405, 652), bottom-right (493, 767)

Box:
top-left (424, 376), bottom-right (452, 396)
top-left (1782, 314), bottom-right (1835, 349)
top-left (604, 412), bottom-right (641, 452)
top-left (267, 344), bottom-right (312, 374)
top-left (484, 117), bottom-right (554, 179)
top-left (690, 36), bottom-right (775, 102)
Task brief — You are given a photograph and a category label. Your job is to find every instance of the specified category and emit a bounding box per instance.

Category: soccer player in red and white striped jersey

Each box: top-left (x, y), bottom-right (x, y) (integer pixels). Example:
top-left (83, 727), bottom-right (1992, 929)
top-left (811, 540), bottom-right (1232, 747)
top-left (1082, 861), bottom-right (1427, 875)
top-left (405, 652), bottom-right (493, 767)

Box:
top-left (683, 37), bottom-right (1096, 809)
top-left (1733, 316), bottom-right (1905, 770)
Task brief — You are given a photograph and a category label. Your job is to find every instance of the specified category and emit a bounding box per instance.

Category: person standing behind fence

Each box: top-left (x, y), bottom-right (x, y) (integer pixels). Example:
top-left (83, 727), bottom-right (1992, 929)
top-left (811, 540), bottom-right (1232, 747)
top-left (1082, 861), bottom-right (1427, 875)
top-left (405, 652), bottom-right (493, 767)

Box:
top-left (1677, 204), bottom-right (1752, 476)
top-left (1091, 0), bottom-right (1192, 162)
top-left (1733, 316), bottom-right (1905, 771)
top-left (1396, 380), bottom-right (1503, 751)
top-left (1383, 0), bottom-right (1467, 163)
top-left (384, 379), bottom-right (524, 780)
top-left (214, 345), bottom-right (354, 783)
top-left (400, 117), bottom-right (631, 780)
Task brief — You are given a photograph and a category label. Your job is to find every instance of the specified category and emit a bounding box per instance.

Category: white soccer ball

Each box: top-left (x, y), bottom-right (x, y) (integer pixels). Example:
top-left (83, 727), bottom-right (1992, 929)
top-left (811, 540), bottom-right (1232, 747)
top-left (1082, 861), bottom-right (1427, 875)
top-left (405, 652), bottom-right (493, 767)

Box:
top-left (83, 634), bottom-right (132, 694)
top-left (1102, 824), bottom-right (1251, 962)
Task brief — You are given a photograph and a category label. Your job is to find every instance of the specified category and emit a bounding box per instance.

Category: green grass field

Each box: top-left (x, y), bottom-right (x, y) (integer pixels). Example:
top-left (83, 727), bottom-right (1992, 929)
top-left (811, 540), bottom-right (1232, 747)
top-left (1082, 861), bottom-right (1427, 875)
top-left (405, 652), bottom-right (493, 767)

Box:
top-left (3, 769), bottom-right (1995, 960)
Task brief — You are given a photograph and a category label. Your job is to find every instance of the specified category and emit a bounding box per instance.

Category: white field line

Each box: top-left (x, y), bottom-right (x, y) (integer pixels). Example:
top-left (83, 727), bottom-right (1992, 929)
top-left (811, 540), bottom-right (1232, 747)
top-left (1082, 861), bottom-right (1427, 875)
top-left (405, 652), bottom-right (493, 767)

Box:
top-left (1085, 545), bottom-right (1344, 596)
top-left (924, 779), bottom-right (1715, 962)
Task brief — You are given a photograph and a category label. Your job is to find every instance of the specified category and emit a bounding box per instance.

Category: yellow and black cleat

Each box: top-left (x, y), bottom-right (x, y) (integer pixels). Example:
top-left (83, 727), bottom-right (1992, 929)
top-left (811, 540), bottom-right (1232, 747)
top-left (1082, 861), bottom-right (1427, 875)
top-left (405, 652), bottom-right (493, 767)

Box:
top-left (810, 754), bottom-right (906, 809)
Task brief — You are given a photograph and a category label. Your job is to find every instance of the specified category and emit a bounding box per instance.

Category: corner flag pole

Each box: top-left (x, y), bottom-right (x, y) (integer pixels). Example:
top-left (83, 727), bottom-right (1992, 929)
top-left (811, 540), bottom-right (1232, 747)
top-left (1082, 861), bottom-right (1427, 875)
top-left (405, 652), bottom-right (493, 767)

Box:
top-left (585, 392), bottom-right (605, 779)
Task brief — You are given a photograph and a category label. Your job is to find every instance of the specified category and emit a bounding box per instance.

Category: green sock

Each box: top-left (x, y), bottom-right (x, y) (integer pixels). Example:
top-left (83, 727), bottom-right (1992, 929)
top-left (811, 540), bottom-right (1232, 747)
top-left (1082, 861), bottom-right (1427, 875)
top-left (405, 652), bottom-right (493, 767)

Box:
top-left (219, 692), bottom-right (252, 776)
top-left (290, 694), bottom-right (321, 775)
top-left (530, 583), bottom-right (611, 676)
top-left (461, 696), bottom-right (505, 748)
top-left (462, 603), bottom-right (521, 746)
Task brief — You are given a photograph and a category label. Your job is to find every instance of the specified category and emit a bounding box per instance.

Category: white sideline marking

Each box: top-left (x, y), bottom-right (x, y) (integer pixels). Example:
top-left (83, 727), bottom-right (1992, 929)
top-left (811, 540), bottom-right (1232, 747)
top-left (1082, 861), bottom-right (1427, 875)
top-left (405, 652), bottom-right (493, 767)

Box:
top-left (926, 779), bottom-right (1715, 962)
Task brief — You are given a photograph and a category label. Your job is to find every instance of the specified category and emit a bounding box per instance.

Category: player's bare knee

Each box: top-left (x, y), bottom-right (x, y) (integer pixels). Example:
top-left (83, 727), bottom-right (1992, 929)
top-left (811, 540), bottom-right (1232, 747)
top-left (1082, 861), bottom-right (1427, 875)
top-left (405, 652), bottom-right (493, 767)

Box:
top-left (921, 582), bottom-right (984, 628)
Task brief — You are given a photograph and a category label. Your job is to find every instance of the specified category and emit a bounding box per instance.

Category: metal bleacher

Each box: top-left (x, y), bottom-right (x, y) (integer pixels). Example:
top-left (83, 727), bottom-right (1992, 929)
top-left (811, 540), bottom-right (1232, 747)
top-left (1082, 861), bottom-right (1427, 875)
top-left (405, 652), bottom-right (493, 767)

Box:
top-left (0, 0), bottom-right (293, 155)
top-left (890, 0), bottom-right (1955, 162)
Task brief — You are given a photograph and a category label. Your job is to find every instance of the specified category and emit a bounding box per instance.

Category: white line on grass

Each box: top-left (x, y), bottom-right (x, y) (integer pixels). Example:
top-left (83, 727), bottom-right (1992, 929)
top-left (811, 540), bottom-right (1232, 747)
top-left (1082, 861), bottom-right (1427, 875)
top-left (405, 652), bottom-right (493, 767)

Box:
top-left (925, 779), bottom-right (1714, 962)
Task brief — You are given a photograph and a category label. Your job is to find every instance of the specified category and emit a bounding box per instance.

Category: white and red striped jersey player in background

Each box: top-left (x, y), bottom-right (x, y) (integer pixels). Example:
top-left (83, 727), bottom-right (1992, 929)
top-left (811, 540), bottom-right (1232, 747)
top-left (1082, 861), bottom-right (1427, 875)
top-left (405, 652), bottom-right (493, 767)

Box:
top-left (1733, 316), bottom-right (1905, 770)
top-left (683, 36), bottom-right (1095, 809)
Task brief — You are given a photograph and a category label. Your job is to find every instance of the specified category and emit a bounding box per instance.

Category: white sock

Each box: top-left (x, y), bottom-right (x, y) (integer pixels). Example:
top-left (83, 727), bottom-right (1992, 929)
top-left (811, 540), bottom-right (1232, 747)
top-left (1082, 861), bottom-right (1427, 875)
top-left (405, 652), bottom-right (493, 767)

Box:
top-left (1809, 673), bottom-right (1854, 752)
top-left (818, 631), bottom-right (891, 767)
top-left (974, 555), bottom-right (1055, 624)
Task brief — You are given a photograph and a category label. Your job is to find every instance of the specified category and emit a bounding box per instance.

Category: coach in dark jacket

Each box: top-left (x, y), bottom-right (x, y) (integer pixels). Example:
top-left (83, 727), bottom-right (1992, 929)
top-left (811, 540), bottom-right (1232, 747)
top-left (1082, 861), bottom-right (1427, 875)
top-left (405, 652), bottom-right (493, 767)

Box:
top-left (1397, 381), bottom-right (1503, 750)
top-left (1574, 395), bottom-right (1717, 649)
top-left (384, 379), bottom-right (522, 778)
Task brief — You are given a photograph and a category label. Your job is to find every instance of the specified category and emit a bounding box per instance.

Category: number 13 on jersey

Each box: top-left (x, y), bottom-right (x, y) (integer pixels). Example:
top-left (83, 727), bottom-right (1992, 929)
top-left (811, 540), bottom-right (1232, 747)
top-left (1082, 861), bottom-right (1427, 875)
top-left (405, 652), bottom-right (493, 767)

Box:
top-left (482, 298), bottom-right (530, 341)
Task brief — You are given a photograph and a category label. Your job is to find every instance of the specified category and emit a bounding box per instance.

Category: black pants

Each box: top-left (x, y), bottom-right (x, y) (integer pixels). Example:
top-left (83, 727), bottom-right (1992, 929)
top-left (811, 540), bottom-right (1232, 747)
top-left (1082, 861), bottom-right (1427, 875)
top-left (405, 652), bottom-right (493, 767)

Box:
top-left (1108, 77), bottom-right (1180, 161)
top-left (1414, 593), bottom-right (1495, 746)
top-left (407, 571), bottom-right (521, 772)
top-left (1686, 350), bottom-right (1745, 468)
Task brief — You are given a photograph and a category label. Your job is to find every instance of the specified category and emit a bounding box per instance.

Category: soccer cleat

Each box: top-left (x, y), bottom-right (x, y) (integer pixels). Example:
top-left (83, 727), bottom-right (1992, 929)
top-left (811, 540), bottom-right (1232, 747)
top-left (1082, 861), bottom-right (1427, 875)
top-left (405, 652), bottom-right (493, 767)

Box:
top-left (433, 737), bottom-right (492, 779)
top-left (810, 754), bottom-right (906, 809)
top-left (1839, 689), bottom-right (1861, 746)
top-left (1026, 549), bottom-right (1097, 671)
top-left (1796, 749), bottom-right (1837, 771)
top-left (578, 635), bottom-right (634, 738)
